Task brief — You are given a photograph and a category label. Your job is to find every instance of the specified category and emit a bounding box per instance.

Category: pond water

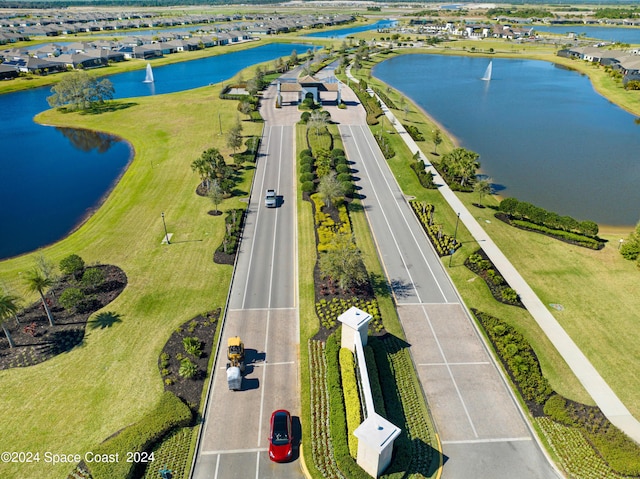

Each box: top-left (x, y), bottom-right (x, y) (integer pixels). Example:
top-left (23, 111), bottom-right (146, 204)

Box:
top-left (0, 42), bottom-right (311, 260)
top-left (303, 19), bottom-right (397, 39)
top-left (373, 54), bottom-right (640, 226)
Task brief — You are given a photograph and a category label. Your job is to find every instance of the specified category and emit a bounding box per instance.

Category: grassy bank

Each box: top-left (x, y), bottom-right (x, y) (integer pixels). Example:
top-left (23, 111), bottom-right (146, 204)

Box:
top-left (0, 81), bottom-right (262, 477)
top-left (350, 50), bottom-right (640, 419)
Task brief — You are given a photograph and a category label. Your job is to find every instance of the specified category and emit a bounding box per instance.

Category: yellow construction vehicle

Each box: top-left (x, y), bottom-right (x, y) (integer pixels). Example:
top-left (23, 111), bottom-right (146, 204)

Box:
top-left (226, 336), bottom-right (245, 391)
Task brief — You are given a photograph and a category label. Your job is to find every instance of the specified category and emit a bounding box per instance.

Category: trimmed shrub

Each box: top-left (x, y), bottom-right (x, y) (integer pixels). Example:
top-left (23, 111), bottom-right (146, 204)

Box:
top-left (88, 392), bottom-right (192, 479)
top-left (300, 172), bottom-right (315, 183)
top-left (301, 181), bottom-right (315, 194)
top-left (337, 172), bottom-right (351, 183)
top-left (182, 337), bottom-right (202, 358)
top-left (178, 358), bottom-right (197, 378)
top-left (59, 287), bottom-right (85, 311)
top-left (300, 163), bottom-right (314, 174)
top-left (60, 253), bottom-right (85, 279)
top-left (81, 267), bottom-right (105, 290)
top-left (339, 348), bottom-right (361, 458)
top-left (336, 164), bottom-right (350, 174)
top-left (300, 155), bottom-right (314, 166)
top-left (299, 149), bottom-right (313, 159)
top-left (331, 148), bottom-right (345, 159)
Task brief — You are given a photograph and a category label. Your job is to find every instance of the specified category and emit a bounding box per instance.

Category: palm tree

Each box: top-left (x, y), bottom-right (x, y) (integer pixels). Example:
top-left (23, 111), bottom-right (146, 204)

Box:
top-left (25, 268), bottom-right (55, 326)
top-left (0, 292), bottom-right (20, 348)
top-left (318, 172), bottom-right (346, 209)
top-left (474, 177), bottom-right (493, 206)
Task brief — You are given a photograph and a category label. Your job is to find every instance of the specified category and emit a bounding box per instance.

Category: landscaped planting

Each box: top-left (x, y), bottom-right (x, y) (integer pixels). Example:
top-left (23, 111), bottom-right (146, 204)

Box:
top-left (325, 334), bottom-right (372, 479)
top-left (340, 348), bottom-right (362, 458)
top-left (497, 197), bottom-right (604, 250)
top-left (466, 250), bottom-right (523, 307)
top-left (472, 310), bottom-right (552, 409)
top-left (537, 417), bottom-right (637, 479)
top-left (309, 340), bottom-right (344, 479)
top-left (315, 297), bottom-right (383, 333)
top-left (86, 391), bottom-right (192, 479)
top-left (312, 194), bottom-right (351, 252)
top-left (409, 159), bottom-right (436, 189)
top-left (370, 335), bottom-right (438, 477)
top-left (409, 201), bottom-right (461, 257)
top-left (141, 427), bottom-right (194, 479)
top-left (213, 208), bottom-right (246, 264)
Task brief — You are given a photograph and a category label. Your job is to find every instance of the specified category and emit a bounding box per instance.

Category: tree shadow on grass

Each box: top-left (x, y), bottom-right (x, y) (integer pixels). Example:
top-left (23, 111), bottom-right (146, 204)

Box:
top-left (81, 101), bottom-right (138, 115)
top-left (88, 311), bottom-right (123, 330)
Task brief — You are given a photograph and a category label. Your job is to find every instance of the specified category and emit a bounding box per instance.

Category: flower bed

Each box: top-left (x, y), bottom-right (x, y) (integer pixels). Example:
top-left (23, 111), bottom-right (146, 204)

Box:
top-left (315, 297), bottom-right (383, 333)
top-left (409, 201), bottom-right (461, 257)
top-left (309, 340), bottom-right (344, 479)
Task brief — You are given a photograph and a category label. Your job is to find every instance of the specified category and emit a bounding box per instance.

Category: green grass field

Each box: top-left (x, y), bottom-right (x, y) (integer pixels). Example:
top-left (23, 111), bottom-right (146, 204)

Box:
top-left (351, 55), bottom-right (640, 419)
top-left (0, 81), bottom-right (262, 478)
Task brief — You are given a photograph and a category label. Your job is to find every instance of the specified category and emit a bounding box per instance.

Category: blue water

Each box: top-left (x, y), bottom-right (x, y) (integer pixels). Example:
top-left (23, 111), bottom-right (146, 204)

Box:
top-left (304, 20), bottom-right (397, 39)
top-left (0, 42), bottom-right (311, 260)
top-left (374, 55), bottom-right (640, 226)
top-left (533, 25), bottom-right (640, 44)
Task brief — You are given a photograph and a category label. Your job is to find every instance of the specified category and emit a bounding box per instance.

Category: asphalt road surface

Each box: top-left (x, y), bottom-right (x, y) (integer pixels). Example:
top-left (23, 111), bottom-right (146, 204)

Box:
top-left (340, 122), bottom-right (562, 479)
top-left (192, 82), bottom-right (303, 478)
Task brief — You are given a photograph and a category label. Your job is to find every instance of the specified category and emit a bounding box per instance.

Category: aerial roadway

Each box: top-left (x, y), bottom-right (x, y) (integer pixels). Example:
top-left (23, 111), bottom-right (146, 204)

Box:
top-left (192, 65), bottom-right (561, 478)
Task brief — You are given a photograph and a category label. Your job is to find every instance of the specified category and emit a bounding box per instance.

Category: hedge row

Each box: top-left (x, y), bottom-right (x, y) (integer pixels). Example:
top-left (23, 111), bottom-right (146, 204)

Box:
top-left (374, 132), bottom-right (395, 159)
top-left (409, 160), bottom-right (435, 189)
top-left (88, 392), bottom-right (192, 479)
top-left (510, 219), bottom-right (604, 250)
top-left (308, 340), bottom-right (344, 478)
top-left (472, 310), bottom-right (552, 406)
top-left (466, 251), bottom-right (522, 307)
top-left (364, 345), bottom-right (386, 417)
top-left (215, 208), bottom-right (245, 255)
top-left (370, 336), bottom-right (437, 476)
top-left (351, 83), bottom-right (383, 125)
top-left (403, 124), bottom-right (424, 141)
top-left (499, 197), bottom-right (600, 238)
top-left (372, 87), bottom-right (397, 110)
top-left (409, 201), bottom-right (461, 256)
top-left (339, 348), bottom-right (362, 458)
top-left (326, 334), bottom-right (371, 479)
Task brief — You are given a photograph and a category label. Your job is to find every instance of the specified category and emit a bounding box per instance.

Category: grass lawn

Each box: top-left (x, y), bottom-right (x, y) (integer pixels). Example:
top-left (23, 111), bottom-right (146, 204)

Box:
top-left (351, 52), bottom-right (640, 418)
top-left (0, 82), bottom-right (262, 478)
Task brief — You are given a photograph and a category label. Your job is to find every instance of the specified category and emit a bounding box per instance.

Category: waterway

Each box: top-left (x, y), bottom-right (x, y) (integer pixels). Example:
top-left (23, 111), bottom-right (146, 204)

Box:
top-left (303, 19), bottom-right (397, 39)
top-left (374, 54), bottom-right (640, 227)
top-left (0, 42), bottom-right (311, 260)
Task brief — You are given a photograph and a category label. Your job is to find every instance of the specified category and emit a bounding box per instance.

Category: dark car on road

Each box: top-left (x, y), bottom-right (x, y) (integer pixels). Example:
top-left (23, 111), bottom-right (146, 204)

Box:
top-left (268, 409), bottom-right (292, 462)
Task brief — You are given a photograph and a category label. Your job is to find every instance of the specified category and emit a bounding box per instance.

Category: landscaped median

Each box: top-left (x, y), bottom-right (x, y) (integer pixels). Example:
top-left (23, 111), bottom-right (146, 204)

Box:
top-left (295, 114), bottom-right (441, 478)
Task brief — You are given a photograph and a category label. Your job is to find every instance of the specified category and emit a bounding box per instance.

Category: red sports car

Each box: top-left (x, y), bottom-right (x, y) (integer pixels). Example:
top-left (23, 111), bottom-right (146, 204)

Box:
top-left (268, 409), bottom-right (293, 462)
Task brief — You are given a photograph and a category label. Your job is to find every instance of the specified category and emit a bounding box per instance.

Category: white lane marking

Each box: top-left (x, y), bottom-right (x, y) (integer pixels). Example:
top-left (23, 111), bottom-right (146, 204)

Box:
top-left (218, 361), bottom-right (295, 370)
top-left (442, 437), bottom-right (532, 445)
top-left (345, 124), bottom-right (422, 303)
top-left (421, 304), bottom-right (479, 438)
top-left (213, 452), bottom-right (220, 479)
top-left (419, 361), bottom-right (491, 366)
top-left (241, 124), bottom-right (274, 309)
top-left (202, 447), bottom-right (269, 455)
top-left (352, 124), bottom-right (450, 302)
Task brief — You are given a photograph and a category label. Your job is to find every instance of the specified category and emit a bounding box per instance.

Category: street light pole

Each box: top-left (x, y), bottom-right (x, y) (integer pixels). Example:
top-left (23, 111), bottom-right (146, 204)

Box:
top-left (448, 212), bottom-right (460, 267)
top-left (161, 212), bottom-right (170, 245)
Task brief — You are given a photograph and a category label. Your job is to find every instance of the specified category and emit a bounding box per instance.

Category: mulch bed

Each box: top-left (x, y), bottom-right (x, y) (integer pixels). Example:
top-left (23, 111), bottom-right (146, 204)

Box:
top-left (464, 249), bottom-right (525, 308)
top-left (0, 265), bottom-right (127, 370)
top-left (158, 309), bottom-right (220, 415)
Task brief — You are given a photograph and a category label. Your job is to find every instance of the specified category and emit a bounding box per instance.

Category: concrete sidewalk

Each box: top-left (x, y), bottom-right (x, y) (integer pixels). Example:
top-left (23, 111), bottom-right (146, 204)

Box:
top-left (347, 67), bottom-right (640, 443)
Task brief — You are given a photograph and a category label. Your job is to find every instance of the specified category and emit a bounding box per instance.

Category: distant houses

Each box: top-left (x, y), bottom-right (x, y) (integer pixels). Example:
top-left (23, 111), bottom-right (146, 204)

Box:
top-left (558, 45), bottom-right (640, 84)
top-left (0, 12), bottom-right (354, 76)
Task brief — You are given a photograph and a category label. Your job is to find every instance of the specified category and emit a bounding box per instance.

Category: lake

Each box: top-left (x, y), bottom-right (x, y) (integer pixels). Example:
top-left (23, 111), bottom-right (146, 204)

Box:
top-left (304, 19), bottom-right (397, 39)
top-left (373, 54), bottom-right (640, 227)
top-left (0, 42), bottom-right (311, 260)
top-left (533, 25), bottom-right (640, 44)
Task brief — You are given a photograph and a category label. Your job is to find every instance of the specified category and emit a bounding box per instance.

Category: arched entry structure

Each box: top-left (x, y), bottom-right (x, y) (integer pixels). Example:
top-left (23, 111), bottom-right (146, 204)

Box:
top-left (276, 74), bottom-right (341, 106)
